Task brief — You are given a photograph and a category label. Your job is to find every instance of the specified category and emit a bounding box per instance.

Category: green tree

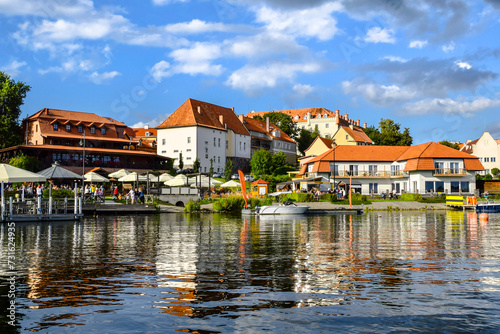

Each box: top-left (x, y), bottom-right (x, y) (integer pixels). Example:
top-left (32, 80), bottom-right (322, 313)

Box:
top-left (166, 158), bottom-right (175, 175)
top-left (178, 152), bottom-right (184, 171)
top-left (296, 128), bottom-right (319, 155)
top-left (253, 112), bottom-right (298, 139)
top-left (492, 168), bottom-right (500, 177)
top-left (250, 149), bottom-right (272, 176)
top-left (1, 72), bottom-right (31, 149)
top-left (9, 153), bottom-right (40, 172)
top-left (209, 158), bottom-right (214, 175)
top-left (438, 140), bottom-right (460, 150)
top-left (193, 158), bottom-right (200, 173)
top-left (271, 151), bottom-right (287, 171)
top-left (368, 119), bottom-right (412, 146)
top-left (224, 158), bottom-right (233, 181)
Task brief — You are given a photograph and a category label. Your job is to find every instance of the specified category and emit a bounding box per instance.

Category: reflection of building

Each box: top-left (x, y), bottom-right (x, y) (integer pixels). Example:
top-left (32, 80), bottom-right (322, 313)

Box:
top-left (157, 99), bottom-right (251, 173)
top-left (247, 108), bottom-right (366, 139)
top-left (241, 116), bottom-right (297, 165)
top-left (460, 131), bottom-right (500, 175)
top-left (0, 108), bottom-right (169, 171)
top-left (300, 142), bottom-right (484, 195)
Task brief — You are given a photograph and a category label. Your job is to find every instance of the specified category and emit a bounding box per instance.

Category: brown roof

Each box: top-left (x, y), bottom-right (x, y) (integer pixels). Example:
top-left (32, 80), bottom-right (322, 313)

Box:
top-left (157, 98), bottom-right (250, 136)
top-left (246, 108), bottom-right (355, 127)
top-left (29, 108), bottom-right (126, 126)
top-left (341, 126), bottom-right (373, 144)
top-left (251, 178), bottom-right (269, 185)
top-left (242, 117), bottom-right (295, 143)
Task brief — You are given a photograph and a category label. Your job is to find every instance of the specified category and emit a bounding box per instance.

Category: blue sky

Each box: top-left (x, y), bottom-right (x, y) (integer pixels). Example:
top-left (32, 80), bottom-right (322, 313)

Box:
top-left (1, 0), bottom-right (500, 145)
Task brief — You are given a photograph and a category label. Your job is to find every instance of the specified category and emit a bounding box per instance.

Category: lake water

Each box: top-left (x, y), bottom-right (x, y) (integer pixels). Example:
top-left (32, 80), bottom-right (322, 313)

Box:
top-left (1, 211), bottom-right (500, 333)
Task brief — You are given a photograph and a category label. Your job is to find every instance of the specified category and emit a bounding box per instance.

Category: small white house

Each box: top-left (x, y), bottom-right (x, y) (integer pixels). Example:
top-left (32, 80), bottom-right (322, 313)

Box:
top-left (156, 99), bottom-right (251, 173)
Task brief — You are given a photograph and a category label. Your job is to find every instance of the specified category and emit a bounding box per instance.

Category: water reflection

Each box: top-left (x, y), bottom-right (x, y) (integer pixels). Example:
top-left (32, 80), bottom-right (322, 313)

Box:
top-left (1, 211), bottom-right (500, 333)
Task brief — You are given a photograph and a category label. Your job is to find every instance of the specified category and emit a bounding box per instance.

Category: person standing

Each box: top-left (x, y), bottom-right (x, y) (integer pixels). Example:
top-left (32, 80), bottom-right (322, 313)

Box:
top-left (112, 186), bottom-right (119, 200)
top-left (127, 188), bottom-right (136, 204)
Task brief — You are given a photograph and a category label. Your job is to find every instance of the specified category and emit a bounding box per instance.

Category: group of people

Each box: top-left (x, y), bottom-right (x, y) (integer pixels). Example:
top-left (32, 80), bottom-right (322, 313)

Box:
top-left (381, 189), bottom-right (398, 200)
top-left (83, 184), bottom-right (105, 201)
top-left (124, 187), bottom-right (145, 204)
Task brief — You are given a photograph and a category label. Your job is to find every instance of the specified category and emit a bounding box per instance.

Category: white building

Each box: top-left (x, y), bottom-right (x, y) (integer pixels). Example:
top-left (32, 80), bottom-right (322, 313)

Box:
top-left (300, 142), bottom-right (484, 195)
top-left (156, 99), bottom-right (251, 173)
top-left (461, 131), bottom-right (500, 176)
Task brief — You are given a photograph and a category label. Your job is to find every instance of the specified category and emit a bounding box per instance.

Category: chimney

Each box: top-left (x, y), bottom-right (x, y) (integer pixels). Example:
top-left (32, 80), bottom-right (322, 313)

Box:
top-left (356, 119), bottom-right (360, 126)
top-left (144, 124), bottom-right (149, 129)
top-left (238, 114), bottom-right (244, 123)
top-left (219, 115), bottom-right (224, 125)
top-left (344, 113), bottom-right (349, 120)
top-left (266, 117), bottom-right (270, 132)
top-left (231, 107), bottom-right (234, 112)
top-left (363, 122), bottom-right (367, 129)
top-left (350, 124), bottom-right (354, 130)
top-left (307, 112), bottom-right (311, 125)
top-left (197, 106), bottom-right (201, 114)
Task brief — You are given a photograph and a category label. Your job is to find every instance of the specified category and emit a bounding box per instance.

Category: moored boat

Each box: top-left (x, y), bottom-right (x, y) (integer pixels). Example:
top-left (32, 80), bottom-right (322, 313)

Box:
top-left (255, 202), bottom-right (309, 215)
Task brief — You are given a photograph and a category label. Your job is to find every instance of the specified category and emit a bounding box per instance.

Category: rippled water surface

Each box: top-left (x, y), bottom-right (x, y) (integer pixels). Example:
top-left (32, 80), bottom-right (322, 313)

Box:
top-left (1, 211), bottom-right (500, 333)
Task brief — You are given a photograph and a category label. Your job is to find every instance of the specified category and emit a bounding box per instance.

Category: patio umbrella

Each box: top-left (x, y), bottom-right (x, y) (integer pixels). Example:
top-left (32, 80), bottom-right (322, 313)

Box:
top-left (118, 172), bottom-right (148, 182)
top-left (165, 174), bottom-right (188, 186)
top-left (0, 164), bottom-right (47, 183)
top-left (220, 180), bottom-right (241, 188)
top-left (188, 175), bottom-right (222, 186)
top-left (108, 169), bottom-right (131, 179)
top-left (38, 162), bottom-right (82, 180)
top-left (147, 174), bottom-right (160, 182)
top-left (159, 173), bottom-right (174, 182)
top-left (84, 171), bottom-right (110, 183)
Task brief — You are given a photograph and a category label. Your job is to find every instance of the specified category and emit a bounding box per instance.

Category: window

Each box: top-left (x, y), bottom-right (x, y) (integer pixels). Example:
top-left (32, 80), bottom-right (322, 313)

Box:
top-left (162, 139), bottom-right (166, 145)
top-left (187, 137), bottom-right (191, 143)
top-left (244, 142), bottom-right (246, 151)
top-left (485, 157), bottom-right (490, 162)
top-left (451, 182), bottom-right (460, 193)
top-left (346, 135), bottom-right (348, 140)
top-left (101, 128), bottom-right (106, 135)
top-left (66, 124), bottom-right (71, 132)
top-left (369, 165), bottom-right (378, 176)
top-left (349, 165), bottom-right (358, 176)
top-left (187, 157), bottom-right (191, 160)
top-left (218, 157), bottom-right (220, 163)
top-left (369, 183), bottom-right (378, 194)
top-left (461, 182), bottom-right (470, 192)
top-left (53, 123), bottom-right (58, 131)
top-left (326, 123), bottom-right (329, 128)
top-left (239, 142), bottom-right (242, 150)
top-left (218, 138), bottom-right (220, 147)
top-left (450, 162), bottom-right (459, 173)
top-left (187, 149), bottom-right (191, 152)
top-left (161, 150), bottom-right (166, 153)
top-left (173, 150), bottom-right (178, 153)
top-left (435, 181), bottom-right (444, 193)
top-left (226, 140), bottom-right (228, 149)
top-left (492, 157), bottom-right (496, 162)
top-left (90, 126), bottom-right (95, 134)
top-left (214, 138), bottom-right (216, 146)
top-left (329, 163), bottom-right (338, 176)
top-left (78, 126), bottom-right (83, 133)
top-left (425, 181), bottom-right (434, 193)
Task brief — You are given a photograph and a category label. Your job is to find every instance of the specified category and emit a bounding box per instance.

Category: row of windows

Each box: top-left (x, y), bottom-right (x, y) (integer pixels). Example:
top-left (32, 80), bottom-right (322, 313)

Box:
top-left (425, 181), bottom-right (469, 193)
top-left (53, 123), bottom-right (106, 135)
top-left (480, 157), bottom-right (496, 163)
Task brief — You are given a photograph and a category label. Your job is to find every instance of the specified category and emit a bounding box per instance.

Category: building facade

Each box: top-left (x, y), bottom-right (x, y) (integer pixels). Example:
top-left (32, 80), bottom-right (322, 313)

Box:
top-left (460, 131), bottom-right (500, 176)
top-left (156, 99), bottom-right (252, 173)
top-left (300, 142), bottom-right (484, 195)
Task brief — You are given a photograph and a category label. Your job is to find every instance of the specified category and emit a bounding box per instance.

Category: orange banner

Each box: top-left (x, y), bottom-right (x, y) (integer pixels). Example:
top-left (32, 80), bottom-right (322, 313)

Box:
top-left (238, 170), bottom-right (248, 208)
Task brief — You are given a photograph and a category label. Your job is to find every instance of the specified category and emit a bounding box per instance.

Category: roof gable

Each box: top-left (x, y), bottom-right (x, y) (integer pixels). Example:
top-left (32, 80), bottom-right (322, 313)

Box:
top-left (341, 126), bottom-right (373, 143)
top-left (243, 116), bottom-right (295, 143)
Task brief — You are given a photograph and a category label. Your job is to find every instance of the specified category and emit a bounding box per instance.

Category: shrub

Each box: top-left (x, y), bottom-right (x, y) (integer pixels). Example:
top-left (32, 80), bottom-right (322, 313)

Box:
top-left (287, 192), bottom-right (315, 202)
top-left (247, 196), bottom-right (273, 209)
top-left (42, 188), bottom-right (75, 199)
top-left (184, 200), bottom-right (201, 212)
top-left (419, 194), bottom-right (446, 203)
top-left (213, 195), bottom-right (245, 212)
top-left (400, 193), bottom-right (423, 201)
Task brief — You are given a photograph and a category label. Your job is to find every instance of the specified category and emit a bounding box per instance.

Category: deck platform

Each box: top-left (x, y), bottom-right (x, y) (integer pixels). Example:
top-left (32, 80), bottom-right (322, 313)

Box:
top-left (82, 204), bottom-right (157, 215)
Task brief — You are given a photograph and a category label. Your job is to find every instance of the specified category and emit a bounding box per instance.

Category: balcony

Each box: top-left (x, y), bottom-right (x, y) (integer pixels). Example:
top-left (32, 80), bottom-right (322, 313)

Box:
top-left (433, 168), bottom-right (467, 176)
top-left (334, 170), bottom-right (409, 178)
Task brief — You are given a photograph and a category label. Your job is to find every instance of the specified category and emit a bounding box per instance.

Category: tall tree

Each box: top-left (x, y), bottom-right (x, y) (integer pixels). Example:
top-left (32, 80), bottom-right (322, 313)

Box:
top-left (193, 158), bottom-right (200, 173)
top-left (296, 128), bottom-right (320, 155)
top-left (368, 119), bottom-right (413, 146)
top-left (438, 140), bottom-right (460, 150)
top-left (253, 112), bottom-right (298, 139)
top-left (9, 154), bottom-right (39, 172)
top-left (250, 149), bottom-right (272, 176)
top-left (178, 152), bottom-right (184, 171)
top-left (209, 158), bottom-right (214, 175)
top-left (224, 158), bottom-right (233, 181)
top-left (1, 72), bottom-right (31, 149)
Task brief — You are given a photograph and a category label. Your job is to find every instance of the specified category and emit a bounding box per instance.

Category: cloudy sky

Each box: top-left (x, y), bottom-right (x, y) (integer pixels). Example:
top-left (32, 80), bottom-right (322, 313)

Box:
top-left (1, 0), bottom-right (500, 144)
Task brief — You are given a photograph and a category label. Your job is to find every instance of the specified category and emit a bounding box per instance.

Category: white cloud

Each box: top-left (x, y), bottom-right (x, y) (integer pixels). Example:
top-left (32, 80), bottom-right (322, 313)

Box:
top-left (255, 2), bottom-right (342, 40)
top-left (152, 0), bottom-right (189, 5)
top-left (383, 56), bottom-right (407, 63)
top-left (409, 40), bottom-right (428, 48)
top-left (150, 60), bottom-right (171, 82)
top-left (0, 60), bottom-right (27, 76)
top-left (168, 42), bottom-right (224, 76)
top-left (455, 61), bottom-right (472, 69)
top-left (442, 41), bottom-right (456, 52)
top-left (358, 27), bottom-right (396, 44)
top-left (293, 83), bottom-right (314, 97)
top-left (89, 71), bottom-right (121, 84)
top-left (342, 81), bottom-right (417, 105)
top-left (401, 97), bottom-right (500, 116)
top-left (226, 61), bottom-right (324, 94)
top-left (164, 19), bottom-right (234, 34)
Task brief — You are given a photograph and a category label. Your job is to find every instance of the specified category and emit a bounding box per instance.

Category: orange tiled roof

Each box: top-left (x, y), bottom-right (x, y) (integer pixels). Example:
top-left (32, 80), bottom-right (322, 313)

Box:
top-left (298, 164), bottom-right (308, 175)
top-left (133, 128), bottom-right (157, 137)
top-left (404, 158), bottom-right (435, 171)
top-left (311, 145), bottom-right (408, 163)
top-left (157, 98), bottom-right (250, 136)
top-left (311, 161), bottom-right (331, 173)
top-left (304, 136), bottom-right (333, 153)
top-left (396, 142), bottom-right (476, 161)
top-left (29, 108), bottom-right (126, 126)
top-left (242, 117), bottom-right (295, 143)
top-left (4, 144), bottom-right (167, 157)
top-left (251, 178), bottom-right (269, 184)
top-left (341, 126), bottom-right (373, 144)
top-left (464, 159), bottom-right (485, 171)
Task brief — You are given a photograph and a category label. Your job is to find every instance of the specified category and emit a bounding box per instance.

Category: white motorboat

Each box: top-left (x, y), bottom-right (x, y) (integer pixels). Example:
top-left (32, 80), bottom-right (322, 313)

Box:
top-left (255, 202), bottom-right (309, 215)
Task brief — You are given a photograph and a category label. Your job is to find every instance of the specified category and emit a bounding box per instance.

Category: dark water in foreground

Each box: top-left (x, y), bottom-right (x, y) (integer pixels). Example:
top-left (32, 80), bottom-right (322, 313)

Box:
top-left (1, 211), bottom-right (500, 333)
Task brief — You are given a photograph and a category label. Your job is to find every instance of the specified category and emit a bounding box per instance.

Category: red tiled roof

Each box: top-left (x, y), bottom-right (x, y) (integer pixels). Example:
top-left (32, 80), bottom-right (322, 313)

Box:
top-left (404, 158), bottom-right (435, 171)
top-left (341, 126), bottom-right (373, 144)
top-left (311, 145), bottom-right (408, 163)
top-left (242, 117), bottom-right (295, 143)
top-left (464, 159), bottom-right (485, 171)
top-left (396, 142), bottom-right (475, 161)
top-left (133, 128), bottom-right (157, 137)
top-left (28, 108), bottom-right (126, 126)
top-left (251, 178), bottom-right (269, 184)
top-left (157, 98), bottom-right (250, 136)
top-left (10, 144), bottom-right (163, 157)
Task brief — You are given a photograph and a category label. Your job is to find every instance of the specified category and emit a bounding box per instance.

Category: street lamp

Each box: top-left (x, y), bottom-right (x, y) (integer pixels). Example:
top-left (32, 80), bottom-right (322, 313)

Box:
top-left (332, 139), bottom-right (336, 190)
top-left (79, 130), bottom-right (86, 184)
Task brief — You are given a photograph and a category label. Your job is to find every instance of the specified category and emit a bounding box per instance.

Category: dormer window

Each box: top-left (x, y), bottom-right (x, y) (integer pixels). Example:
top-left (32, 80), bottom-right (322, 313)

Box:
top-left (294, 115), bottom-right (299, 120)
top-left (78, 126), bottom-right (83, 133)
top-left (90, 126), bottom-right (96, 134)
top-left (66, 124), bottom-right (71, 132)
top-left (323, 114), bottom-right (328, 118)
top-left (145, 131), bottom-right (150, 137)
top-left (53, 123), bottom-right (58, 131)
top-left (101, 128), bottom-right (106, 135)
